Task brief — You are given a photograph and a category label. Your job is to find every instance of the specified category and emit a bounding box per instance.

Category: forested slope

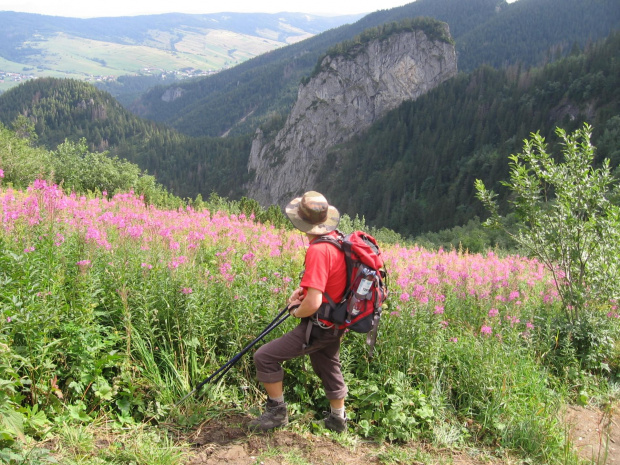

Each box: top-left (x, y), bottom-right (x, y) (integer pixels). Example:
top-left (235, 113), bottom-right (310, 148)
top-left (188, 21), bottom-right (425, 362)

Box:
top-left (0, 78), bottom-right (252, 199)
top-left (131, 0), bottom-right (620, 138)
top-left (316, 32), bottom-right (620, 236)
top-left (1, 25), bottom-right (618, 236)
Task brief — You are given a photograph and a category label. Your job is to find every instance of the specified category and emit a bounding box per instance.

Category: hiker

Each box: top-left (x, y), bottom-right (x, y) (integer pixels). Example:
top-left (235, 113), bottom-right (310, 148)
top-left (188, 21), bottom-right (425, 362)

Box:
top-left (249, 191), bottom-right (348, 433)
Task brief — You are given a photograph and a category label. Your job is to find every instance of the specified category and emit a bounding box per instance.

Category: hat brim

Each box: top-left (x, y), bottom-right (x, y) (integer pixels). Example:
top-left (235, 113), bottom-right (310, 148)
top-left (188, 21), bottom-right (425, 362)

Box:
top-left (285, 197), bottom-right (340, 235)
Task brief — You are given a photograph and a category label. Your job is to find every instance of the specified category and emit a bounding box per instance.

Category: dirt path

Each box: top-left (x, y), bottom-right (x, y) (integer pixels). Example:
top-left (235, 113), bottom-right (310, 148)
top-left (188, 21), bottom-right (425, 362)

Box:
top-left (182, 405), bottom-right (620, 465)
top-left (565, 405), bottom-right (619, 465)
top-left (183, 414), bottom-right (511, 465)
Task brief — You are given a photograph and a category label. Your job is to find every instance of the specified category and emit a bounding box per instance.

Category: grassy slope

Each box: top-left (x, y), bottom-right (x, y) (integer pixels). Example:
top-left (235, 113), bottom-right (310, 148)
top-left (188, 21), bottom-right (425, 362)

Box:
top-left (25, 31), bottom-right (283, 75)
top-left (0, 11), bottom-right (361, 94)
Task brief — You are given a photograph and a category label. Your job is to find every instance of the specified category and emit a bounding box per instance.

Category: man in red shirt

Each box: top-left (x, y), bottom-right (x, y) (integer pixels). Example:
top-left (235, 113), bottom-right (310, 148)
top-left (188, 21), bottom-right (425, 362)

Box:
top-left (249, 191), bottom-right (348, 433)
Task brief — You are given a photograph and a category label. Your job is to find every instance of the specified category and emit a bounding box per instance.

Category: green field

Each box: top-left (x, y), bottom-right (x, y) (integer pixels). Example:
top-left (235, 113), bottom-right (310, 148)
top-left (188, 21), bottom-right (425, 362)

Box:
top-left (0, 29), bottom-right (284, 93)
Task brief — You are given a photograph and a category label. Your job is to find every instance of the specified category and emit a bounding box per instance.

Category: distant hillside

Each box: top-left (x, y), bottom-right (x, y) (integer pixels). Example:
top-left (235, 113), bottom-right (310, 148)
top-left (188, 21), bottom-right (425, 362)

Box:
top-left (0, 77), bottom-right (252, 199)
top-left (1, 3), bottom-right (619, 239)
top-left (0, 77), bottom-right (169, 150)
top-left (1, 31), bottom-right (617, 235)
top-left (130, 0), bottom-right (620, 138)
top-left (0, 11), bottom-right (363, 95)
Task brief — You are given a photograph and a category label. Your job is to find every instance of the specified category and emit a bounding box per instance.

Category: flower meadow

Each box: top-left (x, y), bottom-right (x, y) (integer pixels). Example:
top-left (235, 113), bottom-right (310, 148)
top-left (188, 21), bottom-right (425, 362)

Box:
top-left (1, 180), bottom-right (617, 463)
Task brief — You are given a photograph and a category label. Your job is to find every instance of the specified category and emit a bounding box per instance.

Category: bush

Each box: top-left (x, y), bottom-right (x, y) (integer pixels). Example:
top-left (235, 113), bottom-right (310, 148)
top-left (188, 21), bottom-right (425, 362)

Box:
top-left (476, 124), bottom-right (620, 323)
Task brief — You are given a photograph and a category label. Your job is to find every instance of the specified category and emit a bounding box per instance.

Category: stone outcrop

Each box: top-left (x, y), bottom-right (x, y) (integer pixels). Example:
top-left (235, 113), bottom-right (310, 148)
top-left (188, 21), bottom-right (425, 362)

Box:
top-left (161, 87), bottom-right (184, 102)
top-left (246, 25), bottom-right (458, 207)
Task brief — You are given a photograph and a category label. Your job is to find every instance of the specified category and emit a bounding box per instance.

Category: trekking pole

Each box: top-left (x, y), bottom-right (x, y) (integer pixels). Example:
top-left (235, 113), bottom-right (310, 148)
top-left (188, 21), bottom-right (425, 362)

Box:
top-left (175, 305), bottom-right (294, 407)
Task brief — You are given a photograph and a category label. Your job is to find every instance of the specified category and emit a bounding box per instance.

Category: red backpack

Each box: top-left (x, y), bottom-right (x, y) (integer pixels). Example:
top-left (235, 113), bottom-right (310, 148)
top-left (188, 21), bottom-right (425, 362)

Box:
top-left (312, 230), bottom-right (389, 353)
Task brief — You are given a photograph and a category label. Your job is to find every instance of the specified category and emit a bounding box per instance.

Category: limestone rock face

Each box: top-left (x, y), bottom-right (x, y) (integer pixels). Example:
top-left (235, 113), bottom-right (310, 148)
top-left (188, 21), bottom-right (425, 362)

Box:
top-left (247, 27), bottom-right (457, 207)
top-left (161, 87), bottom-right (184, 102)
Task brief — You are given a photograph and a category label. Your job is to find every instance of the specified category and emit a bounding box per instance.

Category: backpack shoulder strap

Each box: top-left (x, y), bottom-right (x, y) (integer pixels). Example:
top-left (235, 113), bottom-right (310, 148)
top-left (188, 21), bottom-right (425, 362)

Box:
top-left (308, 231), bottom-right (349, 309)
top-left (310, 231), bottom-right (344, 250)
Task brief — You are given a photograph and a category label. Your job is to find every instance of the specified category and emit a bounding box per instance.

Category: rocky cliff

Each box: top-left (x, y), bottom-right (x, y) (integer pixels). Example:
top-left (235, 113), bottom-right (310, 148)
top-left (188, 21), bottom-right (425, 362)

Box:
top-left (246, 25), bottom-right (458, 207)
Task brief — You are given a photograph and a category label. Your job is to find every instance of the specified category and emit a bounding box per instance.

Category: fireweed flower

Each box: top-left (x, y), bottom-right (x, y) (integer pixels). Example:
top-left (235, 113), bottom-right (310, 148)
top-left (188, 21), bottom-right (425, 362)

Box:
top-left (480, 325), bottom-right (492, 336)
top-left (434, 305), bottom-right (444, 314)
top-left (488, 308), bottom-right (499, 317)
top-left (450, 337), bottom-right (458, 343)
top-left (180, 287), bottom-right (193, 294)
top-left (76, 260), bottom-right (91, 267)
top-left (24, 246), bottom-right (35, 253)
top-left (0, 169), bottom-right (4, 178)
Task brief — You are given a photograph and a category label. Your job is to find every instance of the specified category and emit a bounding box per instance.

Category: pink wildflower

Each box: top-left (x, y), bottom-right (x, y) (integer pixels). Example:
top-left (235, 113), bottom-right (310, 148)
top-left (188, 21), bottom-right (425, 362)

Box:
top-left (76, 260), bottom-right (91, 267)
top-left (24, 246), bottom-right (35, 253)
top-left (488, 308), bottom-right (499, 317)
top-left (449, 337), bottom-right (458, 343)
top-left (180, 287), bottom-right (193, 294)
top-left (0, 169), bottom-right (4, 178)
top-left (480, 325), bottom-right (492, 336)
top-left (434, 305), bottom-right (444, 314)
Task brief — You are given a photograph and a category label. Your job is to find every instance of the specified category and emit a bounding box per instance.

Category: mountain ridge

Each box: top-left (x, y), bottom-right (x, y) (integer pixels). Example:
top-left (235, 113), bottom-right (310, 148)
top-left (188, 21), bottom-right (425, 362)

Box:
top-left (0, 0), bottom-right (618, 240)
top-left (0, 11), bottom-right (363, 94)
top-left (247, 20), bottom-right (458, 207)
top-left (130, 0), bottom-right (620, 139)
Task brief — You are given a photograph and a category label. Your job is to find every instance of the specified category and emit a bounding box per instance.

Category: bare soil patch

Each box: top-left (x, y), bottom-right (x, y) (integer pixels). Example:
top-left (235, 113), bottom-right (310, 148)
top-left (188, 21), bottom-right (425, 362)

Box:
top-left (564, 405), bottom-right (619, 465)
top-left (179, 404), bottom-right (620, 465)
top-left (182, 414), bottom-right (511, 465)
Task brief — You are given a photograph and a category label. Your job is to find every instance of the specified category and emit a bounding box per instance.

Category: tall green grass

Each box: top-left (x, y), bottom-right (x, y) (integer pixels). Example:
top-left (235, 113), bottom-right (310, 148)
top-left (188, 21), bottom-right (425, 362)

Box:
top-left (0, 181), bottom-right (617, 463)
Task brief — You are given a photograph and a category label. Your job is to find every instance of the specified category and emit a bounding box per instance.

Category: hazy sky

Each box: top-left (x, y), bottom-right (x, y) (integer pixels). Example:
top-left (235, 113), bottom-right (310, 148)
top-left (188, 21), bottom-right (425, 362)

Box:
top-left (0, 0), bottom-right (518, 18)
top-left (1, 0), bottom-right (415, 17)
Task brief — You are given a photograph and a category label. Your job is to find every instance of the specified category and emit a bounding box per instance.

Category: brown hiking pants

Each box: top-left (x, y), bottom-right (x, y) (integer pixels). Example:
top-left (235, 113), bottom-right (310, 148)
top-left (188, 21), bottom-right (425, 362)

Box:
top-left (253, 319), bottom-right (347, 400)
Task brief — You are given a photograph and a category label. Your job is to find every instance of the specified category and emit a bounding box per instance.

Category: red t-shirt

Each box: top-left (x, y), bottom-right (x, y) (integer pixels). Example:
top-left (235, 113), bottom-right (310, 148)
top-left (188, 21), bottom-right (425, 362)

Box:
top-left (300, 232), bottom-right (347, 304)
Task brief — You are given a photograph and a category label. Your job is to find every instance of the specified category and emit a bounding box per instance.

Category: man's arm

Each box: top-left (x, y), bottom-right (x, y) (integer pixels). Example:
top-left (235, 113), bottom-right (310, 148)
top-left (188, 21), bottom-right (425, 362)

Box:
top-left (289, 287), bottom-right (322, 318)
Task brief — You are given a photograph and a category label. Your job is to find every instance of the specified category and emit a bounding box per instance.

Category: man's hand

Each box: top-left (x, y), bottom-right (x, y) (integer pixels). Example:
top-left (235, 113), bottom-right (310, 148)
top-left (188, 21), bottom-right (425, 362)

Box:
top-left (288, 287), bottom-right (305, 309)
top-left (290, 287), bottom-right (322, 318)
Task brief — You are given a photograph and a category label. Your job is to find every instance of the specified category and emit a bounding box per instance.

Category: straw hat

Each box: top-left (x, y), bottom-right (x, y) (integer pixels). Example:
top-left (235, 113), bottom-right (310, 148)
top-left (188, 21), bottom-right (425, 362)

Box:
top-left (285, 191), bottom-right (340, 235)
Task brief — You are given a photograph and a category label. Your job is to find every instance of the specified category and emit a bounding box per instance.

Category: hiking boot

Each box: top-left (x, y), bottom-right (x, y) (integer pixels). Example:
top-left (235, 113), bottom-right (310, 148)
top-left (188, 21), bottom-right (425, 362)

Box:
top-left (324, 412), bottom-right (347, 432)
top-left (248, 399), bottom-right (288, 432)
